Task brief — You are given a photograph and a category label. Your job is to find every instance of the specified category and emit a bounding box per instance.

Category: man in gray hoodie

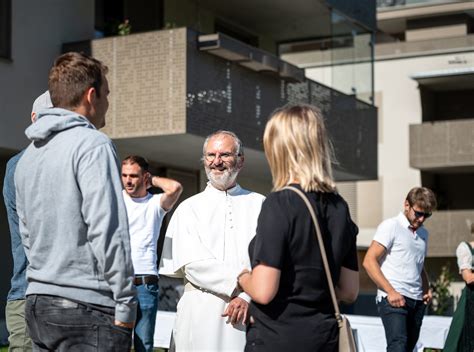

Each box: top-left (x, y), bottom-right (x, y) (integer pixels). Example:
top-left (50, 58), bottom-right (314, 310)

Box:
top-left (15, 52), bottom-right (137, 351)
top-left (3, 92), bottom-right (52, 352)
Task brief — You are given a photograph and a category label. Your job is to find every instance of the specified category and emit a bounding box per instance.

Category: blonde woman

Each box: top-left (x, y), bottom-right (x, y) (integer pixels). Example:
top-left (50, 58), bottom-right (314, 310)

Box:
top-left (238, 104), bottom-right (359, 352)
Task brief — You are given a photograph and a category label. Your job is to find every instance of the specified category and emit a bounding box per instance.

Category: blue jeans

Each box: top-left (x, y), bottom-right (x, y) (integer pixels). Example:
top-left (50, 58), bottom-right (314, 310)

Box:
top-left (25, 295), bottom-right (132, 352)
top-left (377, 296), bottom-right (426, 352)
top-left (134, 282), bottom-right (159, 352)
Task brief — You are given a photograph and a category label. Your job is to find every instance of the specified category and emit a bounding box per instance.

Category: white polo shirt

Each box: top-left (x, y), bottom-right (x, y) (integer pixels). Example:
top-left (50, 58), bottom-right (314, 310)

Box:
top-left (123, 190), bottom-right (167, 276)
top-left (374, 212), bottom-right (428, 301)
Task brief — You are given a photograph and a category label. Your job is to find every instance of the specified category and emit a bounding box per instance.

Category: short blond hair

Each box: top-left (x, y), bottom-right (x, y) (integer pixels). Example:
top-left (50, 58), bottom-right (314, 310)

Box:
top-left (263, 104), bottom-right (336, 192)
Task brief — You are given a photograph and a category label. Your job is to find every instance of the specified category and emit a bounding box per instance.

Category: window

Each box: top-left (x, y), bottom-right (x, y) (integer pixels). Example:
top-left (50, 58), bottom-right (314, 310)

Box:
top-left (95, 0), bottom-right (163, 37)
top-left (0, 0), bottom-right (11, 59)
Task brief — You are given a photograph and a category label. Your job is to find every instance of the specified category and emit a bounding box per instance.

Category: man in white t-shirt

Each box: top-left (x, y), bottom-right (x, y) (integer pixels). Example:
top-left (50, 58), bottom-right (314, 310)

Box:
top-left (121, 155), bottom-right (182, 352)
top-left (363, 187), bottom-right (437, 352)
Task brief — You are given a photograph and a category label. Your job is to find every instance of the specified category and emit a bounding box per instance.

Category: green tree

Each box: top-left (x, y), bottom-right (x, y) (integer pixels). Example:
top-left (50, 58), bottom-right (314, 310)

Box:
top-left (430, 264), bottom-right (454, 316)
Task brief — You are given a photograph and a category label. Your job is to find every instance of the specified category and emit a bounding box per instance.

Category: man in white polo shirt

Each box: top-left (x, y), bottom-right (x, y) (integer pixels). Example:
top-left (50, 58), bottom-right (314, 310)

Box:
top-left (363, 187), bottom-right (437, 352)
top-left (122, 155), bottom-right (182, 352)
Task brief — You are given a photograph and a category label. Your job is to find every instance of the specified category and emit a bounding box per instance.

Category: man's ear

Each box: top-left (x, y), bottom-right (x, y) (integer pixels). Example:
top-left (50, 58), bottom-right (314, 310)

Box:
top-left (237, 155), bottom-right (245, 170)
top-left (144, 171), bottom-right (152, 189)
top-left (403, 199), bottom-right (410, 213)
top-left (31, 112), bottom-right (37, 123)
top-left (84, 86), bottom-right (96, 106)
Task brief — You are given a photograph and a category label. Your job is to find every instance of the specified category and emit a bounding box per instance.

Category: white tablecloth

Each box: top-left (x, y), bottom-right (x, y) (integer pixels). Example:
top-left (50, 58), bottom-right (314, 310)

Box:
top-left (154, 311), bottom-right (452, 350)
top-left (347, 314), bottom-right (452, 352)
top-left (154, 311), bottom-right (176, 349)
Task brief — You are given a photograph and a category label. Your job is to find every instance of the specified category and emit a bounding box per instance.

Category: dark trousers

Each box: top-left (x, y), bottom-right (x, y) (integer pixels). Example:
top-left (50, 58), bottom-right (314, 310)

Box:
top-left (25, 295), bottom-right (132, 352)
top-left (377, 296), bottom-right (426, 352)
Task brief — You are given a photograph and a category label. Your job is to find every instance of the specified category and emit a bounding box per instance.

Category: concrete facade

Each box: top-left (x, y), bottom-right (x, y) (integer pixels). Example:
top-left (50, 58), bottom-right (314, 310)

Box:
top-left (0, 0), bottom-right (378, 339)
top-left (95, 30), bottom-right (187, 139)
top-left (410, 119), bottom-right (474, 170)
top-left (426, 210), bottom-right (474, 257)
top-left (0, 0), bottom-right (95, 343)
top-left (0, 0), bottom-right (95, 154)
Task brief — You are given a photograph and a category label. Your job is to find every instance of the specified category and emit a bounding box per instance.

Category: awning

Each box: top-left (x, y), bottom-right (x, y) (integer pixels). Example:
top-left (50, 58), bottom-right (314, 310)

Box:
top-left (411, 67), bottom-right (474, 91)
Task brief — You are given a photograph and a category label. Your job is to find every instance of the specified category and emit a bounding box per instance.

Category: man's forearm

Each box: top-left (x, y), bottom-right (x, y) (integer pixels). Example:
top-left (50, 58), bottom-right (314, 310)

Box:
top-left (151, 176), bottom-right (182, 210)
top-left (151, 176), bottom-right (182, 196)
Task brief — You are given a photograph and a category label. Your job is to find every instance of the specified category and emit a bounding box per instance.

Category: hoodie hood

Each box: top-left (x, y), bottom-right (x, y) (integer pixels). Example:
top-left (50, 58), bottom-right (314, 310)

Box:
top-left (25, 108), bottom-right (96, 142)
top-left (31, 91), bottom-right (53, 116)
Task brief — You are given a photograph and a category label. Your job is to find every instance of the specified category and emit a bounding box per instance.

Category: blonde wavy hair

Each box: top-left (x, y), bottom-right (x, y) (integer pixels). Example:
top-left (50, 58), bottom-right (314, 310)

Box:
top-left (263, 104), bottom-right (336, 193)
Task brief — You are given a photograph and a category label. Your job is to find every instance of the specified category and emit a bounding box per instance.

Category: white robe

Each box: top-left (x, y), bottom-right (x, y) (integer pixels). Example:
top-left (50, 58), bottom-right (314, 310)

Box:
top-left (160, 183), bottom-right (265, 351)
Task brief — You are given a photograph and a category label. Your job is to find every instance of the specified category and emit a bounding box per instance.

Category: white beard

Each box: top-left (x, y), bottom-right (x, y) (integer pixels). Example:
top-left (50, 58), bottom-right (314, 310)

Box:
top-left (205, 166), bottom-right (239, 190)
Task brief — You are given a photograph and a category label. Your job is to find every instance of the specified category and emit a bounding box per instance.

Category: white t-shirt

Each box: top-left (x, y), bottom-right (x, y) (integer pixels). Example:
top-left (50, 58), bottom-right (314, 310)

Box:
top-left (374, 212), bottom-right (429, 301)
top-left (123, 190), bottom-right (167, 275)
top-left (456, 241), bottom-right (473, 273)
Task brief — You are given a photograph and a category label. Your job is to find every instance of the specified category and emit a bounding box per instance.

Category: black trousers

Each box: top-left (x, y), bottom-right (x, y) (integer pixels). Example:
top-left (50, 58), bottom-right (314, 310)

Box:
top-left (25, 295), bottom-right (132, 352)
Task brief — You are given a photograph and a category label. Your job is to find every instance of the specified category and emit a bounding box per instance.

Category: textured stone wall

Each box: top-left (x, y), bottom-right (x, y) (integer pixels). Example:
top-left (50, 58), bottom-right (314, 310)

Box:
top-left (92, 28), bottom-right (187, 138)
top-left (410, 119), bottom-right (474, 169)
top-left (425, 210), bottom-right (474, 257)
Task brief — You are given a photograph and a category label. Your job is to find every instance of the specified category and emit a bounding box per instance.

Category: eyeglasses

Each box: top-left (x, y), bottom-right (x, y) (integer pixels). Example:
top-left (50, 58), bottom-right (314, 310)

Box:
top-left (204, 152), bottom-right (240, 162)
top-left (411, 207), bottom-right (432, 219)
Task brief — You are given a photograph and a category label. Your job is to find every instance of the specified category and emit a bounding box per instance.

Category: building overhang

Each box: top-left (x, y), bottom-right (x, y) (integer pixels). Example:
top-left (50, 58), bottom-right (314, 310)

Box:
top-left (66, 27), bottom-right (377, 183)
top-left (411, 67), bottom-right (474, 91)
top-left (198, 33), bottom-right (304, 82)
top-left (410, 120), bottom-right (474, 171)
top-left (191, 0), bottom-right (375, 44)
top-left (425, 210), bottom-right (474, 257)
top-left (113, 133), bottom-right (271, 182)
top-left (192, 0), bottom-right (333, 43)
top-left (377, 1), bottom-right (474, 35)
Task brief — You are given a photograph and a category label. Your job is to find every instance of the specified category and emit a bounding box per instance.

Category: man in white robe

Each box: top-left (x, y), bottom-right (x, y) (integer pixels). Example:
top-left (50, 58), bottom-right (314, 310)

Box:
top-left (160, 130), bottom-right (265, 351)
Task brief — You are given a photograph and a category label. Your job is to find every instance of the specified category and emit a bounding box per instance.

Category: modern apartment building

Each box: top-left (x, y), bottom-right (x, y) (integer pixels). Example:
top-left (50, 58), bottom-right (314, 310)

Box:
top-left (284, 0), bottom-right (474, 312)
top-left (0, 0), bottom-right (377, 340)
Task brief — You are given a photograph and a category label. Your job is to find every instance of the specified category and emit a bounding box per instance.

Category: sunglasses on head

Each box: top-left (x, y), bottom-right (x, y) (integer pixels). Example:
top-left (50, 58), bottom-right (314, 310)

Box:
top-left (412, 207), bottom-right (432, 219)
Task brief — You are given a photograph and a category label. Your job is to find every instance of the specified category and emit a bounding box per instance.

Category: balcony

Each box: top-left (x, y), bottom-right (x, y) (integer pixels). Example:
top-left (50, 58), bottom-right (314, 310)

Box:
top-left (424, 210), bottom-right (474, 256)
top-left (377, 1), bottom-right (474, 20)
top-left (410, 119), bottom-right (474, 171)
top-left (66, 27), bottom-right (377, 182)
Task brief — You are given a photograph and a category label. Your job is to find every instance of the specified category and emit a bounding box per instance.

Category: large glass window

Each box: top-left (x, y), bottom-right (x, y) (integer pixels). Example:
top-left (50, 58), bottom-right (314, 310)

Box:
top-left (0, 0), bottom-right (11, 59)
top-left (278, 6), bottom-right (375, 105)
top-left (330, 10), bottom-right (374, 104)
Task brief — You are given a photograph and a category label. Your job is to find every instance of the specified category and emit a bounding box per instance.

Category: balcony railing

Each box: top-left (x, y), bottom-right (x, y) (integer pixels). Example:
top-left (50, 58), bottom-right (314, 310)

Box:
top-left (65, 27), bottom-right (377, 181)
top-left (424, 209), bottom-right (474, 256)
top-left (410, 119), bottom-right (474, 171)
top-left (377, 0), bottom-right (465, 9)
